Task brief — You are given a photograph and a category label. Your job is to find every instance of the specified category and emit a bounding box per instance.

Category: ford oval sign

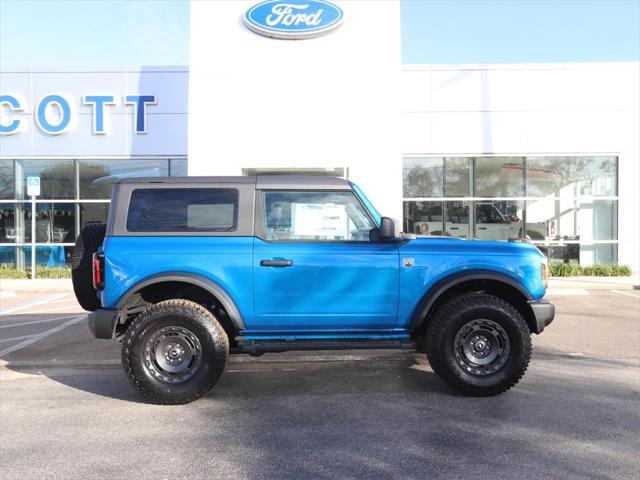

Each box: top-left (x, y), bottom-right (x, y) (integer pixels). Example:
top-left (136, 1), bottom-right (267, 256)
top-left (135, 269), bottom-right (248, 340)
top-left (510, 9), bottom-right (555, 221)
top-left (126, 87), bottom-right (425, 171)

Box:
top-left (243, 0), bottom-right (344, 40)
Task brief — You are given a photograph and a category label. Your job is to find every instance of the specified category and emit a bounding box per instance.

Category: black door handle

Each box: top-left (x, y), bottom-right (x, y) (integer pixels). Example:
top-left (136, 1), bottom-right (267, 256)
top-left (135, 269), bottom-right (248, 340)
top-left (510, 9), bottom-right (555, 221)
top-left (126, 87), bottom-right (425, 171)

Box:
top-left (260, 259), bottom-right (293, 267)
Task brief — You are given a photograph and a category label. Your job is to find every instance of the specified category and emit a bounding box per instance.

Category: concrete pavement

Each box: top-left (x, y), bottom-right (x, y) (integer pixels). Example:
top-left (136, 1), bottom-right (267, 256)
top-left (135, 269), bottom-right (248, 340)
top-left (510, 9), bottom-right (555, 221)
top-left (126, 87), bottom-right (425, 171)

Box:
top-left (0, 289), bottom-right (638, 479)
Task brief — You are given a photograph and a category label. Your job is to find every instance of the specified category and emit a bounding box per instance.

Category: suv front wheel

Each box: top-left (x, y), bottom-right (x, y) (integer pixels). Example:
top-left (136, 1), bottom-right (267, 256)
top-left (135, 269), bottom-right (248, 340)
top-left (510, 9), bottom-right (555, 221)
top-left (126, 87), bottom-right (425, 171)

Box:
top-left (425, 293), bottom-right (531, 396)
top-left (122, 299), bottom-right (229, 404)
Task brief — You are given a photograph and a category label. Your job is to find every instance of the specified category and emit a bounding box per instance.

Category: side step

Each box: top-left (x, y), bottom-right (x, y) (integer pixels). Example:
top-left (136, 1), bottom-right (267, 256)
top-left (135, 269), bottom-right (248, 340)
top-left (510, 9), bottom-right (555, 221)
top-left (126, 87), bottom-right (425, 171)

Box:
top-left (234, 338), bottom-right (416, 354)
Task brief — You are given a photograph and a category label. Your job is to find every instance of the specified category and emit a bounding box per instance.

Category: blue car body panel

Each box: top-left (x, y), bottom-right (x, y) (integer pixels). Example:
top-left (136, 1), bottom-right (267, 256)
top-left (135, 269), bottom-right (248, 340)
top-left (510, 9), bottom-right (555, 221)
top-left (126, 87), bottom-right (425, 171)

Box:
top-left (396, 238), bottom-right (545, 330)
top-left (101, 236), bottom-right (254, 324)
top-left (250, 238), bottom-right (400, 336)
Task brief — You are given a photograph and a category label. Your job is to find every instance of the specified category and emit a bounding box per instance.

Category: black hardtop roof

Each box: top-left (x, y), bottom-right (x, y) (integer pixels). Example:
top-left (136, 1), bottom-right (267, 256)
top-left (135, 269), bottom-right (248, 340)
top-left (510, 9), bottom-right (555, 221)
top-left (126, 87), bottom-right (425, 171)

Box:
top-left (115, 175), bottom-right (352, 189)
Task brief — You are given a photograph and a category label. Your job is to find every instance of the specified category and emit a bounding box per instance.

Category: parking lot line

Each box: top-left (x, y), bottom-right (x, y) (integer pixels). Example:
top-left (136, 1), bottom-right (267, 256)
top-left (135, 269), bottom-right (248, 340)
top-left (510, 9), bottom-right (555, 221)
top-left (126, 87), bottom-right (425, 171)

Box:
top-left (0, 293), bottom-right (70, 316)
top-left (0, 334), bottom-right (40, 344)
top-left (0, 313), bottom-right (86, 357)
top-left (0, 314), bottom-right (81, 329)
top-left (611, 290), bottom-right (639, 298)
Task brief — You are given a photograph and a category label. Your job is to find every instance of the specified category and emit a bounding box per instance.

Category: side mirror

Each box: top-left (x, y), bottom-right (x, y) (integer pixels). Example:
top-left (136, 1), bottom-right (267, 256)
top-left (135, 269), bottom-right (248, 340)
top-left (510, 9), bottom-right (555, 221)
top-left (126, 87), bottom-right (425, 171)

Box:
top-left (380, 217), bottom-right (395, 239)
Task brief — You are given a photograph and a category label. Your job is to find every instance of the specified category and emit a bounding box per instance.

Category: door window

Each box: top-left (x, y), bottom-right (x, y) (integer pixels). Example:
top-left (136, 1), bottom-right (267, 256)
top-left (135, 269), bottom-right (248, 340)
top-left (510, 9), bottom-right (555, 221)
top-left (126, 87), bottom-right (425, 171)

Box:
top-left (262, 191), bottom-right (375, 241)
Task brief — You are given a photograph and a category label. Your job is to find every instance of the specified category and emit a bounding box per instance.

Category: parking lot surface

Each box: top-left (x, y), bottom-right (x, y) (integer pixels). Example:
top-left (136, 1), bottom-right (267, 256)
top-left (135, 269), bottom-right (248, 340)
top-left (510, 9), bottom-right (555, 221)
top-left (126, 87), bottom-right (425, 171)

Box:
top-left (1, 288), bottom-right (639, 479)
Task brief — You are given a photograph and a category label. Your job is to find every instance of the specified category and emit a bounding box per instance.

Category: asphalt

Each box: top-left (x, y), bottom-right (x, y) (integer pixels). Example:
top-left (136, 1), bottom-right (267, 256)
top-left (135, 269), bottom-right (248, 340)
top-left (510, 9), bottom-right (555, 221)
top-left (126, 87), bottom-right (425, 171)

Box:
top-left (0, 289), bottom-right (638, 479)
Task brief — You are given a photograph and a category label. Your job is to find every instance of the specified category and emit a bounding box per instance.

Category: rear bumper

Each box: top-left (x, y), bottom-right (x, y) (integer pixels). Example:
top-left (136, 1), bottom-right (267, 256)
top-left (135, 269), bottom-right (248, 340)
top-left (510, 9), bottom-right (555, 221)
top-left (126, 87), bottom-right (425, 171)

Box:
top-left (88, 309), bottom-right (119, 339)
top-left (528, 299), bottom-right (555, 334)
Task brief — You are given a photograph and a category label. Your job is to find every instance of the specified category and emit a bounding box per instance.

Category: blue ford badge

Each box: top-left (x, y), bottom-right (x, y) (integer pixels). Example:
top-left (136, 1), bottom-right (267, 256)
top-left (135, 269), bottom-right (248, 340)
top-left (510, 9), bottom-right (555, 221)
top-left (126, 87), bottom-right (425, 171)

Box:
top-left (243, 0), bottom-right (344, 40)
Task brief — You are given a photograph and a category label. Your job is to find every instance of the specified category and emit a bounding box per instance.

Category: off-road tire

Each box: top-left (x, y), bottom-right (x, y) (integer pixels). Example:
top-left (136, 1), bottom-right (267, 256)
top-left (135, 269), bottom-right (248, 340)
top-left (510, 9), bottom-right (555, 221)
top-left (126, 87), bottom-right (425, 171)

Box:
top-left (71, 223), bottom-right (106, 311)
top-left (425, 293), bottom-right (531, 396)
top-left (122, 300), bottom-right (229, 405)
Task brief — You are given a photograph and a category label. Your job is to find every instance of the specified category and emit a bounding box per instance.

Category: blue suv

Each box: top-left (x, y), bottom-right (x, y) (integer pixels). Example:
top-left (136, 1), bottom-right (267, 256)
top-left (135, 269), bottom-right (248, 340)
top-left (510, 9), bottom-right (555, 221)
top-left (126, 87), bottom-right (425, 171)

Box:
top-left (71, 176), bottom-right (554, 404)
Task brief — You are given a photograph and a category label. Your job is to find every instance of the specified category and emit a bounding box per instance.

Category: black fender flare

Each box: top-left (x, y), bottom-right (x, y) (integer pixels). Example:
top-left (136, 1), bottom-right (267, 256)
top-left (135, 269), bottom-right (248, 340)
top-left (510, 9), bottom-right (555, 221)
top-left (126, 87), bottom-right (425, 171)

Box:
top-left (116, 272), bottom-right (245, 330)
top-left (410, 270), bottom-right (533, 332)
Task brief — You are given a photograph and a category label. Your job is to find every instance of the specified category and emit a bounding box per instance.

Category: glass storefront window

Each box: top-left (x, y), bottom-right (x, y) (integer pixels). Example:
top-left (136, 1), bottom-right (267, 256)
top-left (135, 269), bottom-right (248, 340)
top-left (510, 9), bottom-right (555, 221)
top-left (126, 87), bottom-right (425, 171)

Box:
top-left (474, 157), bottom-right (524, 197)
top-left (526, 156), bottom-right (617, 198)
top-left (474, 200), bottom-right (524, 241)
top-left (79, 159), bottom-right (170, 199)
top-left (444, 158), bottom-right (471, 197)
top-left (22, 245), bottom-right (72, 268)
top-left (445, 201), bottom-right (470, 238)
top-left (24, 203), bottom-right (75, 243)
top-left (0, 203), bottom-right (18, 243)
top-left (403, 155), bottom-right (619, 264)
top-left (404, 201), bottom-right (443, 236)
top-left (403, 158), bottom-right (443, 197)
top-left (0, 160), bottom-right (14, 199)
top-left (17, 159), bottom-right (75, 200)
top-left (79, 203), bottom-right (109, 229)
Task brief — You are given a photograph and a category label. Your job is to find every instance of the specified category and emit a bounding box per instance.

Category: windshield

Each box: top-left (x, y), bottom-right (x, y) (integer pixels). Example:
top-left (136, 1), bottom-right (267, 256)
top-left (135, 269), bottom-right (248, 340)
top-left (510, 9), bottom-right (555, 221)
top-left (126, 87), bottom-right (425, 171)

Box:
top-left (350, 182), bottom-right (381, 226)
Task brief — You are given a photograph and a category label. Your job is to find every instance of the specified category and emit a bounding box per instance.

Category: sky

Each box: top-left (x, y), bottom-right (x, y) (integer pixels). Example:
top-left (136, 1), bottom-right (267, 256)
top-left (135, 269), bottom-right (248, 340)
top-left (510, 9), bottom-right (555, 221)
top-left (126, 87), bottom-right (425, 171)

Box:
top-left (0, 0), bottom-right (638, 67)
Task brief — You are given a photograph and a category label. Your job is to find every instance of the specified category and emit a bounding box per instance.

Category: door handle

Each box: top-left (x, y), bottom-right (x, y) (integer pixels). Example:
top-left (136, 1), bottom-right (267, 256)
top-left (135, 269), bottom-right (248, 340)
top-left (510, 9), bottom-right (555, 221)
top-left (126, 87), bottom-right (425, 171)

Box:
top-left (260, 259), bottom-right (293, 267)
top-left (478, 227), bottom-right (488, 230)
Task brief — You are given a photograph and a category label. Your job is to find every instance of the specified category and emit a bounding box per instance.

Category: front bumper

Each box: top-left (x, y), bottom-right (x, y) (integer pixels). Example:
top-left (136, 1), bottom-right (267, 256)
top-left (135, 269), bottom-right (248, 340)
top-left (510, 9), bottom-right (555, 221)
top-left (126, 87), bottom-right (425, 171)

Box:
top-left (528, 299), bottom-right (555, 334)
top-left (88, 309), bottom-right (119, 339)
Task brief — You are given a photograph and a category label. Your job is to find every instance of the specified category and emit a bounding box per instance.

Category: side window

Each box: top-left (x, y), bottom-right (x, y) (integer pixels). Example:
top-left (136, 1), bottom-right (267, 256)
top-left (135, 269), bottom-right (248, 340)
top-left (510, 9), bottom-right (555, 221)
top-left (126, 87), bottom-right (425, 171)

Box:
top-left (262, 191), bottom-right (375, 241)
top-left (127, 188), bottom-right (238, 232)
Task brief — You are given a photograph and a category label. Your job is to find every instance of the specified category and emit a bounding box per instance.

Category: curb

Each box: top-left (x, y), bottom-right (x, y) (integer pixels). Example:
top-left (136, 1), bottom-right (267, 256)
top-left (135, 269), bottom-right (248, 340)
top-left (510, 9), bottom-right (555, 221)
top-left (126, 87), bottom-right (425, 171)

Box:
top-left (549, 277), bottom-right (639, 291)
top-left (0, 279), bottom-right (72, 293)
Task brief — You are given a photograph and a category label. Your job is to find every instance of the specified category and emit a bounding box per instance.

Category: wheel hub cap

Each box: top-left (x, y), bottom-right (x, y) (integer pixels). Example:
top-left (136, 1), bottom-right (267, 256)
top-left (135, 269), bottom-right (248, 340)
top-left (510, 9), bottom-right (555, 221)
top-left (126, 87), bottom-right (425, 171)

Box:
top-left (454, 319), bottom-right (510, 376)
top-left (144, 326), bottom-right (202, 384)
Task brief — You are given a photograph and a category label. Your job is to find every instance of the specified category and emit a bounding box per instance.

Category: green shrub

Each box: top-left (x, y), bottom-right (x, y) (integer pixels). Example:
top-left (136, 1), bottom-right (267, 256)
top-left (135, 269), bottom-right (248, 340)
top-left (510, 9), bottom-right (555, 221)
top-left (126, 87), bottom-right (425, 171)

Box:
top-left (550, 263), bottom-right (583, 277)
top-left (0, 265), bottom-right (29, 279)
top-left (36, 266), bottom-right (71, 279)
top-left (0, 265), bottom-right (71, 279)
top-left (550, 263), bottom-right (632, 277)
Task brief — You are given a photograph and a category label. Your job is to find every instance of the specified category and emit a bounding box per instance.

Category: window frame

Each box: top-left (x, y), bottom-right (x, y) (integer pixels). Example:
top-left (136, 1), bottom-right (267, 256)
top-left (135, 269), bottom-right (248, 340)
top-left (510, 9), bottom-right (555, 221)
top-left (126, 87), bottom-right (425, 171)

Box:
top-left (256, 189), bottom-right (379, 244)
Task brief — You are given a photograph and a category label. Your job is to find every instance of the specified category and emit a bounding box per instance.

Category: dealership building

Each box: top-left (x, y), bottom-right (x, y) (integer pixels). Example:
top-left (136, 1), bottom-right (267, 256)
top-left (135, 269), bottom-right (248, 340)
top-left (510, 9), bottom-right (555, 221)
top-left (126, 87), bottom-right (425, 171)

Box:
top-left (1, 0), bottom-right (638, 274)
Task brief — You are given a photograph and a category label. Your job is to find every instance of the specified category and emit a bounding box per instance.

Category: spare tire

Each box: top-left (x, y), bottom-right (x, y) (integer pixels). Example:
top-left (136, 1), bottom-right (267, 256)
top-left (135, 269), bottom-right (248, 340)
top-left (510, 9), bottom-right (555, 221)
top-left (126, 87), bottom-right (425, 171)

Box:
top-left (72, 223), bottom-right (106, 311)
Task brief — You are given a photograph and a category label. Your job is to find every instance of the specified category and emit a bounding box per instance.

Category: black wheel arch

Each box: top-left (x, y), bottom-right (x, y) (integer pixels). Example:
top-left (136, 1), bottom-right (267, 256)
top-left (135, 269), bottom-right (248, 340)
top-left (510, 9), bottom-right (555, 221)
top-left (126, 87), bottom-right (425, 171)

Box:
top-left (410, 270), bottom-right (538, 336)
top-left (116, 272), bottom-right (245, 337)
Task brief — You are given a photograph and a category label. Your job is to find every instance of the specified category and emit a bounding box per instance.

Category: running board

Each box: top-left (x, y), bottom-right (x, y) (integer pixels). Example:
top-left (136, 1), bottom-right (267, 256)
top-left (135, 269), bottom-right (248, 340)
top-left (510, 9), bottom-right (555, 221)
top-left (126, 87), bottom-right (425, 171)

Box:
top-left (234, 338), bottom-right (416, 354)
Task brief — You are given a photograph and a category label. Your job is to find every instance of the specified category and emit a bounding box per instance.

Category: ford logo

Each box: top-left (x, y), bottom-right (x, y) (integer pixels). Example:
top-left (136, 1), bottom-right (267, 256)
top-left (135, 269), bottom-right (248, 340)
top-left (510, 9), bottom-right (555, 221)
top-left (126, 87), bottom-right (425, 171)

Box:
top-left (243, 0), bottom-right (344, 40)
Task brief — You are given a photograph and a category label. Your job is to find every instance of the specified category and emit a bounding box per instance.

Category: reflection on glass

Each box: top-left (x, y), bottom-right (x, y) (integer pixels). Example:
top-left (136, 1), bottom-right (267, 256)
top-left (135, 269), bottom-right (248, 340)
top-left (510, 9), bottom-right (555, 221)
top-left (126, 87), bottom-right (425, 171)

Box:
top-left (444, 202), bottom-right (470, 238)
top-left (474, 201), bottom-right (524, 241)
top-left (79, 159), bottom-right (170, 199)
top-left (80, 203), bottom-right (109, 229)
top-left (17, 159), bottom-right (75, 199)
top-left (526, 199), bottom-right (617, 242)
top-left (0, 160), bottom-right (14, 199)
top-left (526, 156), bottom-right (617, 198)
top-left (475, 157), bottom-right (524, 197)
top-left (22, 245), bottom-right (71, 267)
top-left (0, 204), bottom-right (18, 243)
top-left (403, 158), bottom-right (443, 197)
top-left (404, 201), bottom-right (444, 236)
top-left (0, 246), bottom-right (17, 267)
top-left (24, 203), bottom-right (75, 243)
top-left (444, 158), bottom-right (471, 197)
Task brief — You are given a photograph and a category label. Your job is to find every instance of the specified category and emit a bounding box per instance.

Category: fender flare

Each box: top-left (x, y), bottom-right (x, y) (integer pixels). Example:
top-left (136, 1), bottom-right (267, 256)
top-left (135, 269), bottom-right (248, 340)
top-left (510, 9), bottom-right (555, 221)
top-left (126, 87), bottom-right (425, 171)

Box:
top-left (410, 269), bottom-right (533, 332)
top-left (116, 272), bottom-right (245, 330)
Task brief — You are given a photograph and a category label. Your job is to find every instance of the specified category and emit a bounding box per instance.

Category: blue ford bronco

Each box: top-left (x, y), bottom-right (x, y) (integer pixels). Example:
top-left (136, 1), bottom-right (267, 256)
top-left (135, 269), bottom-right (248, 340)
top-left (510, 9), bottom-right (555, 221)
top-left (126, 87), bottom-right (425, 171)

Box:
top-left (72, 176), bottom-right (554, 404)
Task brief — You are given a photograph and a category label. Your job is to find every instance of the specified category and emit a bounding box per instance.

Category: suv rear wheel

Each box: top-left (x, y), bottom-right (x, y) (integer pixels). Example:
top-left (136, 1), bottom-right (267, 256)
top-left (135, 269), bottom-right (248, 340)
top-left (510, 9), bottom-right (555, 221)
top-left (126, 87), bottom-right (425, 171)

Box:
top-left (425, 293), bottom-right (531, 396)
top-left (122, 299), bottom-right (229, 404)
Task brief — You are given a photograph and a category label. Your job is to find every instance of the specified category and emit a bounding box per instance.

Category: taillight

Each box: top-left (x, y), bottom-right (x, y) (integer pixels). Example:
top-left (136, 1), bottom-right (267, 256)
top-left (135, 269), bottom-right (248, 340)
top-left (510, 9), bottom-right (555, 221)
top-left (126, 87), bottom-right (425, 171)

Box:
top-left (92, 252), bottom-right (105, 290)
